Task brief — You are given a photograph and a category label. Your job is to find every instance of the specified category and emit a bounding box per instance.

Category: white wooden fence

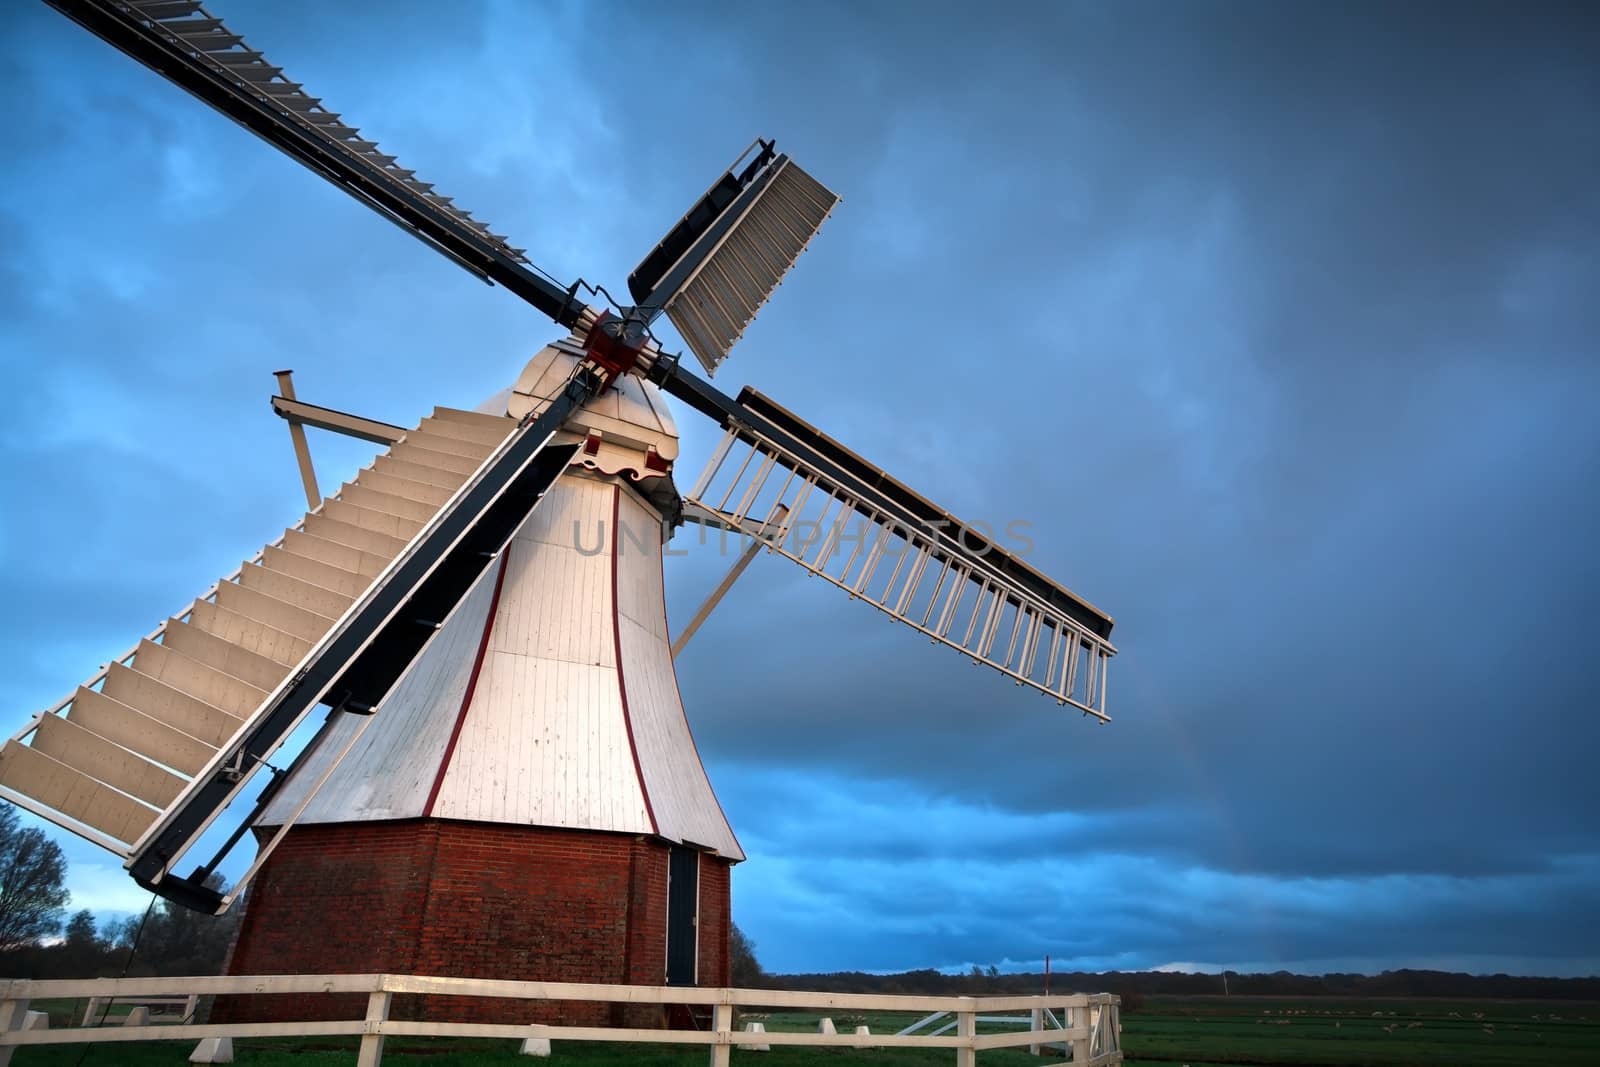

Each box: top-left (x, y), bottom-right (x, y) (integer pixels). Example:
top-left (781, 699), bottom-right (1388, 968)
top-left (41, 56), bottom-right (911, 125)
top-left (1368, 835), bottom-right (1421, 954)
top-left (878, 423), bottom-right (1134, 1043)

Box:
top-left (0, 972), bottom-right (1122, 1066)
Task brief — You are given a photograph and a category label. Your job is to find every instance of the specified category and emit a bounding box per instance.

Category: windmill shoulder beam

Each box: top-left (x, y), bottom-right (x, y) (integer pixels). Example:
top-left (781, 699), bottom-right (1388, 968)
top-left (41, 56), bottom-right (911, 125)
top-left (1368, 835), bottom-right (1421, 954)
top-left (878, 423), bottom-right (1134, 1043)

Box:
top-left (47, 0), bottom-right (586, 328)
top-left (651, 363), bottom-right (1113, 640)
top-left (271, 395), bottom-right (407, 445)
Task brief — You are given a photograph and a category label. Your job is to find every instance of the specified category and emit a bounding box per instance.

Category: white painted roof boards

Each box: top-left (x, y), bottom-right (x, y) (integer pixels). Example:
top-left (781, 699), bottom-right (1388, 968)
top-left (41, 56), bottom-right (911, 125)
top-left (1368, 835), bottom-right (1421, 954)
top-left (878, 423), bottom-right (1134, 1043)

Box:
top-left (261, 474), bottom-right (742, 861)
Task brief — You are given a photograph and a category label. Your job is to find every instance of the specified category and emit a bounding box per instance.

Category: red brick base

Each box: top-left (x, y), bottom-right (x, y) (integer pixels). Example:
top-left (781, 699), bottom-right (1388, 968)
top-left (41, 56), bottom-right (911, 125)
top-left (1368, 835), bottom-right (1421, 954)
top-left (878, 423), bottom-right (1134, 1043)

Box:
top-left (215, 819), bottom-right (731, 1026)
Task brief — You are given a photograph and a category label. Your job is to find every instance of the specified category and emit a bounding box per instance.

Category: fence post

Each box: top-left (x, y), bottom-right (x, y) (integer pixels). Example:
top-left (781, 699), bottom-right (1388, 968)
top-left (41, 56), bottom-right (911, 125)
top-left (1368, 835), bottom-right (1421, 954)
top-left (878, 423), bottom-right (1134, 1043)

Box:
top-left (1030, 1002), bottom-right (1044, 1055)
top-left (356, 987), bottom-right (391, 1067)
top-left (955, 998), bottom-right (976, 1067)
top-left (0, 994), bottom-right (31, 1067)
top-left (1070, 1003), bottom-right (1091, 1063)
top-left (709, 1001), bottom-right (733, 1067)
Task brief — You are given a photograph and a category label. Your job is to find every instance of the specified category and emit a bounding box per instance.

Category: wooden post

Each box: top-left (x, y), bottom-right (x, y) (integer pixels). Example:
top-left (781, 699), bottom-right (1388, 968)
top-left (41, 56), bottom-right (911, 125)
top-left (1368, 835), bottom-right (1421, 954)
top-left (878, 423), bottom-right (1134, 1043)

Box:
top-left (1070, 1004), bottom-right (1091, 1064)
top-left (708, 1002), bottom-right (733, 1067)
top-left (356, 989), bottom-right (390, 1067)
top-left (274, 369), bottom-right (322, 511)
top-left (1029, 1003), bottom-right (1044, 1055)
top-left (955, 999), bottom-right (976, 1067)
top-left (672, 504), bottom-right (788, 658)
top-left (0, 995), bottom-right (31, 1067)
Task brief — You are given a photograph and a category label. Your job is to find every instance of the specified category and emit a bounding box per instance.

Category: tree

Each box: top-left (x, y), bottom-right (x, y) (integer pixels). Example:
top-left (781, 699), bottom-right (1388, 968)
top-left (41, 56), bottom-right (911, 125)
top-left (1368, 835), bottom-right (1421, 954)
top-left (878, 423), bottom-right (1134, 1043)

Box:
top-left (729, 922), bottom-right (764, 987)
top-left (64, 909), bottom-right (96, 947)
top-left (0, 805), bottom-right (69, 950)
top-left (129, 875), bottom-right (242, 976)
top-left (55, 908), bottom-right (104, 978)
top-left (100, 915), bottom-right (140, 952)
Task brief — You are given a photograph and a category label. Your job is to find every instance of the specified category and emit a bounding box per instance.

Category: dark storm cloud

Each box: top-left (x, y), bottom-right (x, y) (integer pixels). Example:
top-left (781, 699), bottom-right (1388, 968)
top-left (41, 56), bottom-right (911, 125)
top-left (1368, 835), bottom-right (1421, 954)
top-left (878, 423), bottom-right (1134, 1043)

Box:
top-left (1, 0), bottom-right (1595, 973)
top-left (670, 0), bottom-right (1600, 873)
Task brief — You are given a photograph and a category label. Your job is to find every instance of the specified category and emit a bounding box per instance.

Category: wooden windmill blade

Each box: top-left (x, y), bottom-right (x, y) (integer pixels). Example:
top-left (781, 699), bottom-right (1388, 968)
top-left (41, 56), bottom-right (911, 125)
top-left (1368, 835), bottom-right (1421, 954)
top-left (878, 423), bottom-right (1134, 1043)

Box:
top-left (48, 0), bottom-right (839, 378)
top-left (0, 0), bottom-right (612, 914)
top-left (627, 139), bottom-right (841, 377)
top-left (1, 393), bottom-right (586, 911)
top-left (45, 0), bottom-right (587, 328)
top-left (665, 377), bottom-right (1117, 718)
top-left (1, 1), bottom-right (632, 912)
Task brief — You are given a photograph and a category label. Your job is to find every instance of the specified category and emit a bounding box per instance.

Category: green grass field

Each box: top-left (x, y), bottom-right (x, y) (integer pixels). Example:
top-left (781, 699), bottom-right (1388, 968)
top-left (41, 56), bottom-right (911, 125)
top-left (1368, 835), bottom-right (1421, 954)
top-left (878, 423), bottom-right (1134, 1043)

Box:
top-left (1122, 994), bottom-right (1600, 1065)
top-left (8, 1034), bottom-right (1061, 1066)
top-left (7, 995), bottom-right (1599, 1065)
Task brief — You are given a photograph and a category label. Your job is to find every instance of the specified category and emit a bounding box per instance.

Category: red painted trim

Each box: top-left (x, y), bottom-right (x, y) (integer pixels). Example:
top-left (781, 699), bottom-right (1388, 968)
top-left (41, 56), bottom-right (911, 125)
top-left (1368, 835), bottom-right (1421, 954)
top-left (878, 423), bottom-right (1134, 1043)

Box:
top-left (423, 547), bottom-right (511, 817)
top-left (613, 485), bottom-right (659, 834)
top-left (581, 310), bottom-right (646, 385)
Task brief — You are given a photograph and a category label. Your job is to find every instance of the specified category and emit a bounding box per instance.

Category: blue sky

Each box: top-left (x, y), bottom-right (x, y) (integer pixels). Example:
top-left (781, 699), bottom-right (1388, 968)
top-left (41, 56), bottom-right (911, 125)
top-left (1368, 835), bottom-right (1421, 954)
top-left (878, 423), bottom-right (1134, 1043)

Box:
top-left (1, 0), bottom-right (1596, 976)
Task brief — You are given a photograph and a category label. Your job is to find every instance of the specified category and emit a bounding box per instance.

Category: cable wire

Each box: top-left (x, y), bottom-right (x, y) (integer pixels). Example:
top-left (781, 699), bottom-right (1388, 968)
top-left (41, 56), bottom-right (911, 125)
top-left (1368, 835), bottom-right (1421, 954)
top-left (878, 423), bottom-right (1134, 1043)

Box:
top-left (72, 892), bottom-right (159, 1067)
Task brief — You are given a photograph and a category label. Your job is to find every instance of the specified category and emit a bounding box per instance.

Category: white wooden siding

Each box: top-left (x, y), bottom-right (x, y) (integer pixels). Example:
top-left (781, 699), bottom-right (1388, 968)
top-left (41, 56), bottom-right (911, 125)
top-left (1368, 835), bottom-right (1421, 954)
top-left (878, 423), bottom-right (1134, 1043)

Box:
top-left (430, 479), bottom-right (650, 833)
top-left (486, 480), bottom-right (615, 669)
top-left (258, 475), bottom-right (734, 857)
top-left (430, 654), bottom-right (651, 833)
top-left (614, 492), bottom-right (743, 860)
top-left (512, 468), bottom-right (608, 550)
top-left (257, 560), bottom-right (501, 825)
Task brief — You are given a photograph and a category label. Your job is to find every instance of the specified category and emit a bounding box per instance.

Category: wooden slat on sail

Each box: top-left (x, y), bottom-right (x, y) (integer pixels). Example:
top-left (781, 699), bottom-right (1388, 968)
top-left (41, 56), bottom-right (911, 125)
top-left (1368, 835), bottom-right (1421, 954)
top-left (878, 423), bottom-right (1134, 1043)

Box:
top-left (0, 407), bottom-right (511, 853)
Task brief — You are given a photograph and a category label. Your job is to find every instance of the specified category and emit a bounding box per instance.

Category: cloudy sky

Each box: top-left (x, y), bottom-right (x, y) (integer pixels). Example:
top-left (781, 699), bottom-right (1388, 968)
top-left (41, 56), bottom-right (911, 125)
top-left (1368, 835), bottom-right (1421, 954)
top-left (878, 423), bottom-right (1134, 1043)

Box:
top-left (1, 0), bottom-right (1596, 977)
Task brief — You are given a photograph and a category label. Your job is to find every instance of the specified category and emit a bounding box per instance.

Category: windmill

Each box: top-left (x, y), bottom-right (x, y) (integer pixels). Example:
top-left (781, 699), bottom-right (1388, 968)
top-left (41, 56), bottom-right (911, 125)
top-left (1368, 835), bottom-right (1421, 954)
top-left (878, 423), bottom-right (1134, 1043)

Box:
top-left (0, 0), bottom-right (1118, 1020)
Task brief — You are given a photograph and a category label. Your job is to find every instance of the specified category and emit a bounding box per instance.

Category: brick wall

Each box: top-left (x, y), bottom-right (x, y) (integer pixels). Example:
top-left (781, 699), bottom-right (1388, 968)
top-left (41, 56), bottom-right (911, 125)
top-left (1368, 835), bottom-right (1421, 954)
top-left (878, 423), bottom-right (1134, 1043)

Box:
top-left (698, 857), bottom-right (732, 987)
top-left (216, 819), bottom-right (731, 1026)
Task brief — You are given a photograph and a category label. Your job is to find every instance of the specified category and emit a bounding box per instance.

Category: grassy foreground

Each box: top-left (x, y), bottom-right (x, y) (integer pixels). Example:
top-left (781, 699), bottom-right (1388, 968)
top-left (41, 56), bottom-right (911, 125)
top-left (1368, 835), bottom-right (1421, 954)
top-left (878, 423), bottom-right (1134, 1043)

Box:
top-left (10, 1035), bottom-right (1060, 1066)
top-left (1122, 994), bottom-right (1600, 1065)
top-left (9, 995), bottom-right (1600, 1065)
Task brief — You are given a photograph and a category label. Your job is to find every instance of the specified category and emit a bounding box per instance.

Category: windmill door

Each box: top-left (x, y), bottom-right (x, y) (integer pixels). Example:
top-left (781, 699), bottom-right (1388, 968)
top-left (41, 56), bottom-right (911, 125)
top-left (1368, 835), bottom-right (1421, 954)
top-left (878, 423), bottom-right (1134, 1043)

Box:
top-left (666, 845), bottom-right (699, 985)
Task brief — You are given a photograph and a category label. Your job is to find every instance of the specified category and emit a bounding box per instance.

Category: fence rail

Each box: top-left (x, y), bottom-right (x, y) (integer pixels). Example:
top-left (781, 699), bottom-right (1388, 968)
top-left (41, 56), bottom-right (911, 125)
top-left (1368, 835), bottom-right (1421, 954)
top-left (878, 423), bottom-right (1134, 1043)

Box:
top-left (0, 972), bottom-right (1121, 1066)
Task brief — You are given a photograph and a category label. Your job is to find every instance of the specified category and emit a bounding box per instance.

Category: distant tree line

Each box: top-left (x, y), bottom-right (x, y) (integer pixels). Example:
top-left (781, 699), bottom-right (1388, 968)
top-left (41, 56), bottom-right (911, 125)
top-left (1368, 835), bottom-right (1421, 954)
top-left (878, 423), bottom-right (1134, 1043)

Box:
top-left (0, 896), bottom-right (242, 980)
top-left (730, 922), bottom-right (763, 986)
top-left (0, 805), bottom-right (240, 980)
top-left (761, 967), bottom-right (1600, 1003)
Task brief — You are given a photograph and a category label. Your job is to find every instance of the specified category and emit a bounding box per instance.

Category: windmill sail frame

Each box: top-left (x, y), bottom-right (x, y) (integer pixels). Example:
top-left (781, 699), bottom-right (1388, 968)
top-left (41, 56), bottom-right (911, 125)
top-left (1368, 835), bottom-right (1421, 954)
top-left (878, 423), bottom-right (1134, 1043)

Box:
top-left (659, 157), bottom-right (839, 376)
top-left (1, 370), bottom-right (597, 912)
top-left (628, 145), bottom-right (839, 376)
top-left (676, 394), bottom-right (1115, 717)
top-left (45, 0), bottom-right (587, 328)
